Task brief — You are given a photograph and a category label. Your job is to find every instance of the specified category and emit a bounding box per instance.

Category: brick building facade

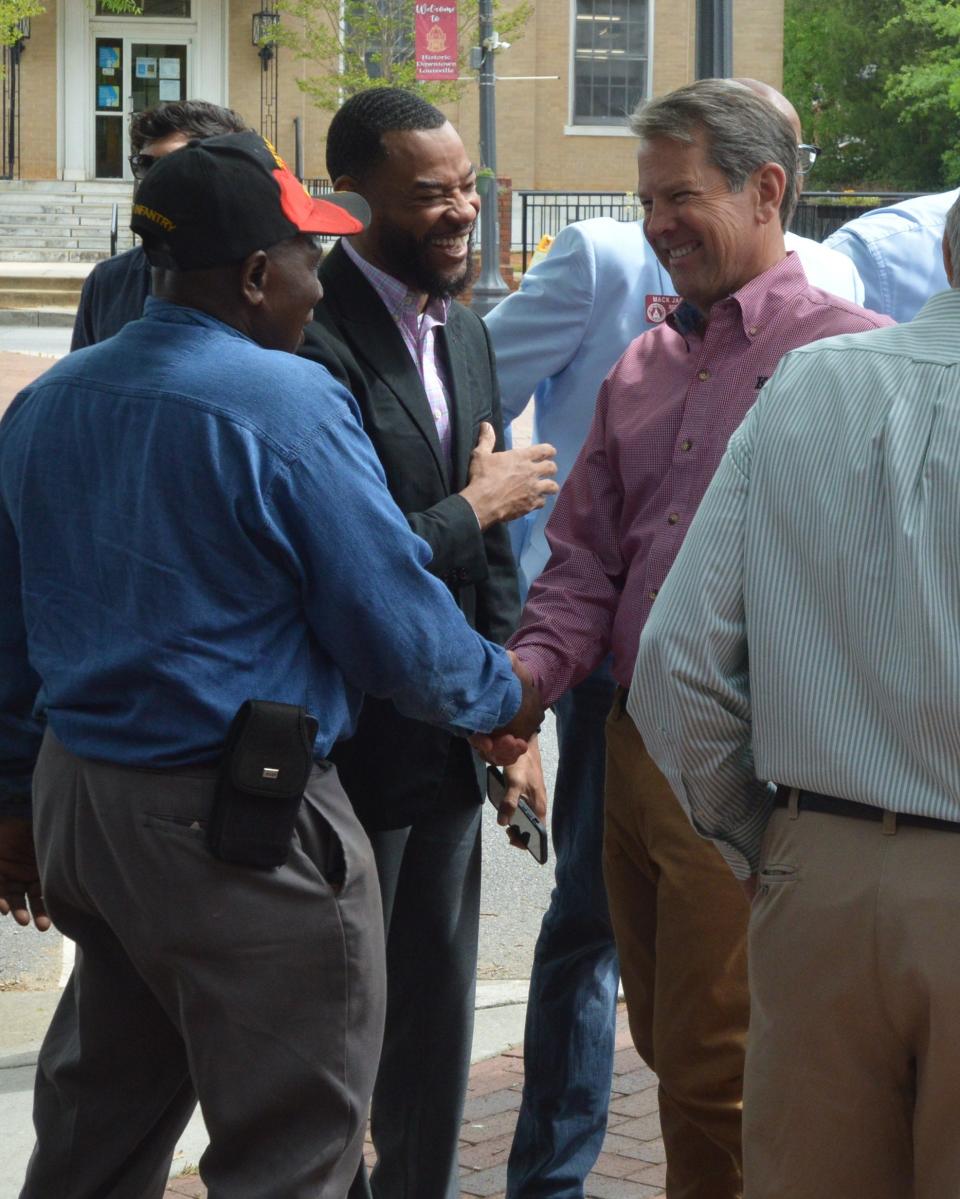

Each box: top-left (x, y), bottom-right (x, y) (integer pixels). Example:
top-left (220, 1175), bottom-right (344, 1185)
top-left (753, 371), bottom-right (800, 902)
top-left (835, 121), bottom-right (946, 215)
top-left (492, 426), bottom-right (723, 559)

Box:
top-left (14, 0), bottom-right (783, 190)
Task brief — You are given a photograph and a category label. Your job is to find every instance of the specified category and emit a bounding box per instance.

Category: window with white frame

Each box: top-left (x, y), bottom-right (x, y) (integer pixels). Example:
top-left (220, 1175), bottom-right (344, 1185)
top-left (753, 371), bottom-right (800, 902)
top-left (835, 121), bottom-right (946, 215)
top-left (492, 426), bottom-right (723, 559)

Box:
top-left (572, 0), bottom-right (649, 127)
top-left (95, 1), bottom-right (192, 14)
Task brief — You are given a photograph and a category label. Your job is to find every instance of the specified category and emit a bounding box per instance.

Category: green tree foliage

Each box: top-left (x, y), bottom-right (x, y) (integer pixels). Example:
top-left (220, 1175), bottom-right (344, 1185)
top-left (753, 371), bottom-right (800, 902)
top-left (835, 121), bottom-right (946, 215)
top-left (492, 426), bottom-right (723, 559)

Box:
top-left (0, 0), bottom-right (142, 47)
top-left (783, 0), bottom-right (954, 190)
top-left (0, 0), bottom-right (46, 45)
top-left (275, 0), bottom-right (532, 112)
top-left (885, 0), bottom-right (960, 183)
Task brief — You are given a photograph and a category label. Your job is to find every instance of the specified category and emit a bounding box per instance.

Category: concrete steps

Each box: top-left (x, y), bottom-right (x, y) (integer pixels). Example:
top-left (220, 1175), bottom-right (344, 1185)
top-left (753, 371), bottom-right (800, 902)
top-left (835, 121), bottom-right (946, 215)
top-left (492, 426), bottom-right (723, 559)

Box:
top-left (0, 263), bottom-right (92, 325)
top-left (0, 179), bottom-right (135, 263)
top-left (0, 307), bottom-right (76, 327)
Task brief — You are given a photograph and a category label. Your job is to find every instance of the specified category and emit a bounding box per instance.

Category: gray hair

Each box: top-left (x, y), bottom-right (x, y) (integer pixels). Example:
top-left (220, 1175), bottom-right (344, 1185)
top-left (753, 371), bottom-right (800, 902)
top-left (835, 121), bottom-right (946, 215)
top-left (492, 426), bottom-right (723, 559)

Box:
top-left (945, 193), bottom-right (960, 287)
top-left (629, 79), bottom-right (798, 230)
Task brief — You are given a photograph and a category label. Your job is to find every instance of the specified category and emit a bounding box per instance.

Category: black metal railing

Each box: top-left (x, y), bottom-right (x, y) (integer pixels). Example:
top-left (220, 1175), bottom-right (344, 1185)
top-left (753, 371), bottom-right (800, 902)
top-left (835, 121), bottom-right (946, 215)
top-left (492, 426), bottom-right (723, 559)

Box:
top-left (518, 190), bottom-right (641, 272)
top-left (788, 191), bottom-right (922, 243)
top-left (517, 189), bottom-right (930, 272)
top-left (303, 177), bottom-right (333, 197)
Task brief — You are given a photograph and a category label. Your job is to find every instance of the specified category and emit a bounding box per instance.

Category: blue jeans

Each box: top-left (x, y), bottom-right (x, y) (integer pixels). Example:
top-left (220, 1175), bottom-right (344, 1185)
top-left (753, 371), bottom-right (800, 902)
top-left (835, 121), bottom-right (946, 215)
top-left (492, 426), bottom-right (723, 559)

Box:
top-left (506, 663), bottom-right (620, 1198)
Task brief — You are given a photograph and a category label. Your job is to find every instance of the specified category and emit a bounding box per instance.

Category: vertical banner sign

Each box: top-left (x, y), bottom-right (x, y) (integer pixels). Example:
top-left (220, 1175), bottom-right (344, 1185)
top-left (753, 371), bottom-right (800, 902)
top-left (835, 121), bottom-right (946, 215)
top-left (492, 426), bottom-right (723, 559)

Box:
top-left (415, 1), bottom-right (458, 81)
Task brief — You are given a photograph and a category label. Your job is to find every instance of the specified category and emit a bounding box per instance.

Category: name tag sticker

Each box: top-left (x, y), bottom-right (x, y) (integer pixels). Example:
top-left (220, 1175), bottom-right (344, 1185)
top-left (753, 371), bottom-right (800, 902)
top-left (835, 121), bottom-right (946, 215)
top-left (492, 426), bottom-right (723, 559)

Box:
top-left (645, 294), bottom-right (682, 324)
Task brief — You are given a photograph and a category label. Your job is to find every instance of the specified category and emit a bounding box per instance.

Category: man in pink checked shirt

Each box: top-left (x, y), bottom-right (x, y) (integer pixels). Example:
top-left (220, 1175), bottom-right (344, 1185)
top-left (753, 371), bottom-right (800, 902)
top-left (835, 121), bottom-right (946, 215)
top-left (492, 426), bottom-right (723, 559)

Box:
top-left (507, 79), bottom-right (892, 1199)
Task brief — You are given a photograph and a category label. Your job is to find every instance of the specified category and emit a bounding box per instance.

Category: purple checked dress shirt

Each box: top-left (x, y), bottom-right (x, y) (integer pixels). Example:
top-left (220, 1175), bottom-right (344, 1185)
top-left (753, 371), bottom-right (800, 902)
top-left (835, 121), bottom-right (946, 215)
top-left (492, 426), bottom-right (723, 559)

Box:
top-left (508, 252), bottom-right (894, 706)
top-left (342, 238), bottom-right (454, 466)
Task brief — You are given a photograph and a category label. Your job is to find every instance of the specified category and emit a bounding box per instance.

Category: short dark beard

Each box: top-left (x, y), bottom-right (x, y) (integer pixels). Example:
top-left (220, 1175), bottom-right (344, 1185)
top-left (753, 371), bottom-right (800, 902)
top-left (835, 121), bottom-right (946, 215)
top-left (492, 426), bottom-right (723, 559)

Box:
top-left (379, 221), bottom-right (477, 299)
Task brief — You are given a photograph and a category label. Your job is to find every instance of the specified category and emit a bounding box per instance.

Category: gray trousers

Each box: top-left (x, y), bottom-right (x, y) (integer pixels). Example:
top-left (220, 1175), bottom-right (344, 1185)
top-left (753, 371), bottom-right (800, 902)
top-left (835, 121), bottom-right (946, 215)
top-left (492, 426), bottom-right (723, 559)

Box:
top-left (20, 730), bottom-right (386, 1199)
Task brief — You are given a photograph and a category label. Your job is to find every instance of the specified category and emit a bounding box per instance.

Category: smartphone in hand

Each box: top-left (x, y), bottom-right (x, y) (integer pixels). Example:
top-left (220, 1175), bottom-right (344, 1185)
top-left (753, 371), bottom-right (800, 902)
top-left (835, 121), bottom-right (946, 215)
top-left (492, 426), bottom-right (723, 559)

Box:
top-left (486, 765), bottom-right (549, 866)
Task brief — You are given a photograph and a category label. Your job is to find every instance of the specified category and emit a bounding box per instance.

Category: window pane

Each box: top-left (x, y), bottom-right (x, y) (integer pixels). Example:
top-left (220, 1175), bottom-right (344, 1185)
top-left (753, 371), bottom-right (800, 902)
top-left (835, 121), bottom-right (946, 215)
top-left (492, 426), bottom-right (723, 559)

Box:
top-left (96, 115), bottom-right (122, 177)
top-left (131, 44), bottom-right (187, 113)
top-left (96, 1), bottom-right (192, 15)
top-left (572, 0), bottom-right (647, 125)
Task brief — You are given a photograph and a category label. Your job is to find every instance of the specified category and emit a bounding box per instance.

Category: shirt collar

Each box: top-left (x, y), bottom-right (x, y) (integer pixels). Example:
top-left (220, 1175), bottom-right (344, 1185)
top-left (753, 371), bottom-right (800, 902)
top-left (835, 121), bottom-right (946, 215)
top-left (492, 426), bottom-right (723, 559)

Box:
top-left (665, 250), bottom-right (809, 345)
top-left (141, 296), bottom-right (254, 342)
top-left (912, 286), bottom-right (960, 324)
top-left (342, 237), bottom-right (450, 326)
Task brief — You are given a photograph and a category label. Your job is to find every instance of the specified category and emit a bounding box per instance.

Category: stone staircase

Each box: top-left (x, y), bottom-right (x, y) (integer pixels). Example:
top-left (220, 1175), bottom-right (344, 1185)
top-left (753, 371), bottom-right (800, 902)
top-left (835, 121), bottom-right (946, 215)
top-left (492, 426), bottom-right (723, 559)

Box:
top-left (0, 263), bottom-right (93, 326)
top-left (0, 179), bottom-right (135, 264)
top-left (0, 179), bottom-right (138, 327)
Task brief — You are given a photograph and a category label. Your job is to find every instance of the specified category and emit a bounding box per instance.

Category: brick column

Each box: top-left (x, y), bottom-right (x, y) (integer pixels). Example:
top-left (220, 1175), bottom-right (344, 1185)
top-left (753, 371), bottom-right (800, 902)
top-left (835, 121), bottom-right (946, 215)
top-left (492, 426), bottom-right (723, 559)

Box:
top-left (497, 176), bottom-right (516, 289)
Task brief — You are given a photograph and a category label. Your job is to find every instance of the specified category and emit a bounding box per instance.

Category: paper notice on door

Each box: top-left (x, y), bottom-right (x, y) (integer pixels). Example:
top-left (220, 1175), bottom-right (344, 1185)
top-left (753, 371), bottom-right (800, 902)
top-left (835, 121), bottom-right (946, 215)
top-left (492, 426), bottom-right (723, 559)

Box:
top-left (135, 57), bottom-right (158, 79)
top-left (158, 79), bottom-right (181, 101)
top-left (159, 58), bottom-right (181, 79)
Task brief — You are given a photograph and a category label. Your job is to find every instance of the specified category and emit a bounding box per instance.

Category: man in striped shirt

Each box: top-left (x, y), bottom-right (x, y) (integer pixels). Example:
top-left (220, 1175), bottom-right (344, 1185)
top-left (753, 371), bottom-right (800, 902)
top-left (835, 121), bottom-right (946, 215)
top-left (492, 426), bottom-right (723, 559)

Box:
top-left (507, 79), bottom-right (891, 1198)
top-left (632, 195), bottom-right (960, 1199)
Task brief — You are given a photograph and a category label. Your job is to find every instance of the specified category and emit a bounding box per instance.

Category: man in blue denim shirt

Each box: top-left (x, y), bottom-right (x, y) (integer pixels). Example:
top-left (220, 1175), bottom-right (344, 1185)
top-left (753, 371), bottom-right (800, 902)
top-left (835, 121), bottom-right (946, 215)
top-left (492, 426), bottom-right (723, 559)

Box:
top-left (0, 133), bottom-right (541, 1199)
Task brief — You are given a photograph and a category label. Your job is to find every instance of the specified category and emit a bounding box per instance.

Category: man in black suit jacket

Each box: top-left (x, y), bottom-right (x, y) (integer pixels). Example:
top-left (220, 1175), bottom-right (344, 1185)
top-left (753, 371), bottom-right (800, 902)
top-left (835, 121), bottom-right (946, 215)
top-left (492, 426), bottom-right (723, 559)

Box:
top-left (299, 89), bottom-right (557, 1199)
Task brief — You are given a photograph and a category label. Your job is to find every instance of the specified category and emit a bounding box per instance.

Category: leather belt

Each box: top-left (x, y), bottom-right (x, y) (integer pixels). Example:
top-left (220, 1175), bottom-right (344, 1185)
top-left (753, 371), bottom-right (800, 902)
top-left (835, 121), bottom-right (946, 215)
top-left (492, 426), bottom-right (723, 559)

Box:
top-left (775, 786), bottom-right (960, 834)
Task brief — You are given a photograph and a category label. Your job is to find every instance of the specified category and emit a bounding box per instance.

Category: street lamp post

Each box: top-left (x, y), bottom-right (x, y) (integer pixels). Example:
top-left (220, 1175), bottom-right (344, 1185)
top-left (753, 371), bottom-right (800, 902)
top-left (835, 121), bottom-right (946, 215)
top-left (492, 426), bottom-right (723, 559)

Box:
top-left (252, 7), bottom-right (281, 148)
top-left (470, 0), bottom-right (510, 317)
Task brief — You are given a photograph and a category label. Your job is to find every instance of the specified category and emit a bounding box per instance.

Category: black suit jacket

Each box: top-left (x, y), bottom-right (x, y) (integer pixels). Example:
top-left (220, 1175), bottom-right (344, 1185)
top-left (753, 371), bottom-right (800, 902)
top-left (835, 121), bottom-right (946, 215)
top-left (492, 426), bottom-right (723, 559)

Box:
top-left (299, 242), bottom-right (521, 829)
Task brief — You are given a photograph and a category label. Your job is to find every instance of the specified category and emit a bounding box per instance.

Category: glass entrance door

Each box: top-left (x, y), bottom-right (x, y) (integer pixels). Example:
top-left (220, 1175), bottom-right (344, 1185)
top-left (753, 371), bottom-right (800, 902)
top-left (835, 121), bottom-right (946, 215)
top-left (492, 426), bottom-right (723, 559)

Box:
top-left (94, 37), bottom-right (189, 178)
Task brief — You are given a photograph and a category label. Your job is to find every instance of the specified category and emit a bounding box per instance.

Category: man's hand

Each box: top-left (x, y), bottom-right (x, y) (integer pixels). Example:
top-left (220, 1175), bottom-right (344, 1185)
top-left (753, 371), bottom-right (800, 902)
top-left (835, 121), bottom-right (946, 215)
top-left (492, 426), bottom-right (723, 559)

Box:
top-left (498, 736), bottom-right (547, 850)
top-left (460, 422), bottom-right (559, 530)
top-left (0, 818), bottom-right (50, 931)
top-left (469, 652), bottom-right (545, 766)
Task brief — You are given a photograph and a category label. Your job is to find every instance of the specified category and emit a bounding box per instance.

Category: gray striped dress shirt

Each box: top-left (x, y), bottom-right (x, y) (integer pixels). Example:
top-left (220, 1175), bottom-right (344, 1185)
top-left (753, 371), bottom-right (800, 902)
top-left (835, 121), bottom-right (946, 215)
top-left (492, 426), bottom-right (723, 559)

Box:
top-left (629, 289), bottom-right (960, 878)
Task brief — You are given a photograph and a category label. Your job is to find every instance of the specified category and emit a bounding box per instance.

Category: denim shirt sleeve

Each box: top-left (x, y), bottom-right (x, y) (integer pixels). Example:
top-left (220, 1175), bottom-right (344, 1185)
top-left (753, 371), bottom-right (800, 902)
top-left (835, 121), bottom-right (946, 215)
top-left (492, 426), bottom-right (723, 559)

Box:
top-left (0, 503), bottom-right (43, 818)
top-left (265, 397), bottom-right (521, 736)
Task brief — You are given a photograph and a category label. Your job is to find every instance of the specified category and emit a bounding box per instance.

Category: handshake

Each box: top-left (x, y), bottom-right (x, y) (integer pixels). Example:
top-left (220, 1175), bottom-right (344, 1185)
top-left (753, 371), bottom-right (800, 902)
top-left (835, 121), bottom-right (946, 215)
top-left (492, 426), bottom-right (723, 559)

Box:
top-left (470, 652), bottom-right (545, 766)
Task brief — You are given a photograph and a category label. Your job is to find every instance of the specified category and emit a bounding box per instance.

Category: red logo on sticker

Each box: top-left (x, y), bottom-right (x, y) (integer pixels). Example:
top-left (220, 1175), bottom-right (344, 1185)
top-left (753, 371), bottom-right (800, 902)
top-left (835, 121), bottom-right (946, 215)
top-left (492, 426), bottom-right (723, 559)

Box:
top-left (645, 293), bottom-right (681, 324)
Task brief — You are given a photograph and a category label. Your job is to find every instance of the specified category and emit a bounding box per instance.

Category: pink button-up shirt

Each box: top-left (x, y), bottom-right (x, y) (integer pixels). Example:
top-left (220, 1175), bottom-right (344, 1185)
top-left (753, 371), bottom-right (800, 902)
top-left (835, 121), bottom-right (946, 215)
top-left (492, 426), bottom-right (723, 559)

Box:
top-left (509, 252), bottom-right (894, 705)
top-left (342, 238), bottom-right (454, 466)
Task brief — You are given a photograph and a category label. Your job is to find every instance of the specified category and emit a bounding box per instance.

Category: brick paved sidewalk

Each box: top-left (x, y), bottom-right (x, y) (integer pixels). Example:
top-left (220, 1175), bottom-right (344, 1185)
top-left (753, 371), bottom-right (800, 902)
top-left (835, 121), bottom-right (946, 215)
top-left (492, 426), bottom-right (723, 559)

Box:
top-left (163, 1005), bottom-right (667, 1199)
top-left (0, 350), bottom-right (60, 420)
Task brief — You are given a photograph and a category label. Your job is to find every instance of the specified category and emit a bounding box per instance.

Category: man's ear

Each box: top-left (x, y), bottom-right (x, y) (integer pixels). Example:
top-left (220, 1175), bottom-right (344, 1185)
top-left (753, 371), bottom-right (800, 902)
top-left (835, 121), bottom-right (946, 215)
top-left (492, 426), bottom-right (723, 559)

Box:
top-left (333, 173), bottom-right (361, 194)
top-left (754, 161), bottom-right (787, 227)
top-left (239, 249), bottom-right (270, 306)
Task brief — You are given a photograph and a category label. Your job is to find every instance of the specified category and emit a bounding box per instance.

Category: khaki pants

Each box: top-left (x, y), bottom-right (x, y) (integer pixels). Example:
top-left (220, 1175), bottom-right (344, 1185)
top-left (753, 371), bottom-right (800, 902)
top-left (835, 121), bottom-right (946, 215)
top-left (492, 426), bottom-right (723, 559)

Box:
top-left (603, 696), bottom-right (749, 1199)
top-left (745, 800), bottom-right (960, 1198)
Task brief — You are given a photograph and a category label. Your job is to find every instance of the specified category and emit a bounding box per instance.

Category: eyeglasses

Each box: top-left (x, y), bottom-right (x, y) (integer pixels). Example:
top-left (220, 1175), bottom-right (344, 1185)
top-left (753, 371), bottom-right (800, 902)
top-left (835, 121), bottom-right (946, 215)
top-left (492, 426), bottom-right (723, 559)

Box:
top-left (797, 144), bottom-right (821, 175)
top-left (128, 153), bottom-right (158, 180)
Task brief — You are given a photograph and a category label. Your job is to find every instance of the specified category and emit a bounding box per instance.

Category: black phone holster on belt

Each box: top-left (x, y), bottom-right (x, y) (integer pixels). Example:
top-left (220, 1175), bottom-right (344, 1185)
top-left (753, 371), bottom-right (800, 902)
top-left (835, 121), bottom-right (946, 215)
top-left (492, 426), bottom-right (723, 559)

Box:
top-left (207, 699), bottom-right (319, 869)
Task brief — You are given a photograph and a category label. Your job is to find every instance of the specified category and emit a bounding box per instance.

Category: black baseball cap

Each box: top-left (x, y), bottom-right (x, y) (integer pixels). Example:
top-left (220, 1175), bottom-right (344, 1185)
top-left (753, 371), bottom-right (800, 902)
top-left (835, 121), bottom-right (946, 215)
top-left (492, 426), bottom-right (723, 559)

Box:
top-left (130, 131), bottom-right (369, 270)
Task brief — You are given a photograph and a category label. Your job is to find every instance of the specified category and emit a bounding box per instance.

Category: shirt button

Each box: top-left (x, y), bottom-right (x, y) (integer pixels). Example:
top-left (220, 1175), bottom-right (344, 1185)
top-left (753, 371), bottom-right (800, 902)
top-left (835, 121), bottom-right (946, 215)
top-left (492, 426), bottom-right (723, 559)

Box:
top-left (698, 369), bottom-right (710, 381)
top-left (680, 438), bottom-right (692, 452)
top-left (433, 408), bottom-right (442, 420)
top-left (667, 513), bottom-right (679, 525)
top-left (648, 589), bottom-right (658, 600)
top-left (748, 326), bottom-right (758, 335)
